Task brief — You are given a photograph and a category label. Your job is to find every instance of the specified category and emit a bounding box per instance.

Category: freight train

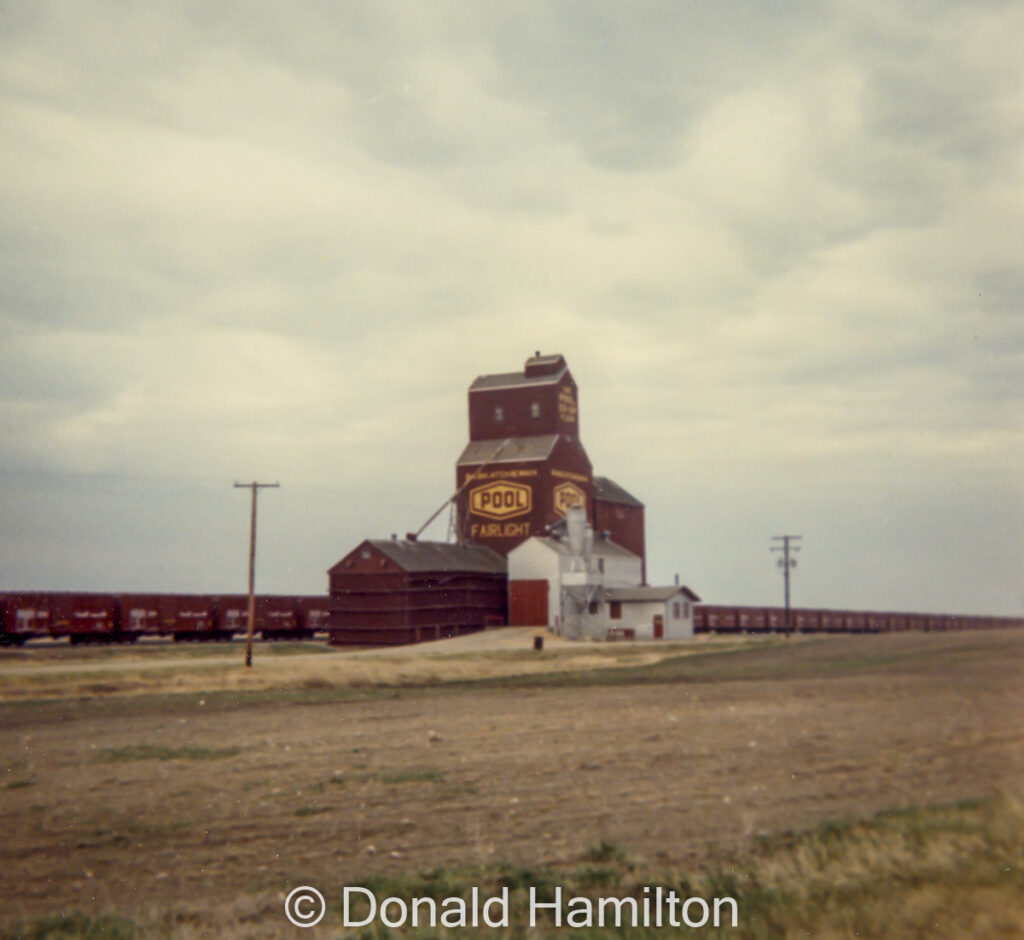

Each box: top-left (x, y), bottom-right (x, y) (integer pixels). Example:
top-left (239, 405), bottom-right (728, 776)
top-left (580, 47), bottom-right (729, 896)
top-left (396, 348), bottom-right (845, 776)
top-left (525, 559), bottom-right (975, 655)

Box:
top-left (4, 592), bottom-right (1021, 647)
top-left (693, 604), bottom-right (1024, 634)
top-left (0, 591), bottom-right (330, 646)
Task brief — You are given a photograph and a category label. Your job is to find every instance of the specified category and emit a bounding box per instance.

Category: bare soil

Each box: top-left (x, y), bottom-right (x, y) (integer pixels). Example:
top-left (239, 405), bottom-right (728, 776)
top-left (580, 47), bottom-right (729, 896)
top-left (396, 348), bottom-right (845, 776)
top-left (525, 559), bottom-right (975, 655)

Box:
top-left (0, 630), bottom-right (1021, 935)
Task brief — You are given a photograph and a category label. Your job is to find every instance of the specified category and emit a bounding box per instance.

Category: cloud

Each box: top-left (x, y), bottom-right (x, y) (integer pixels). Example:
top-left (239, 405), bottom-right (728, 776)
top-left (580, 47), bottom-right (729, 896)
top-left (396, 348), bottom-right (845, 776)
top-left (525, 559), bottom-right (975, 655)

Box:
top-left (0, 0), bottom-right (1021, 612)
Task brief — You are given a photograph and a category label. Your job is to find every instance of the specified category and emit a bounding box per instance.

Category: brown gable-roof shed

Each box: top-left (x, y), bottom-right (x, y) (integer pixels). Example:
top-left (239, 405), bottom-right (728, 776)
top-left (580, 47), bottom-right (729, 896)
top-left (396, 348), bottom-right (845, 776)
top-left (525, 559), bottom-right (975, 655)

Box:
top-left (328, 539), bottom-right (507, 647)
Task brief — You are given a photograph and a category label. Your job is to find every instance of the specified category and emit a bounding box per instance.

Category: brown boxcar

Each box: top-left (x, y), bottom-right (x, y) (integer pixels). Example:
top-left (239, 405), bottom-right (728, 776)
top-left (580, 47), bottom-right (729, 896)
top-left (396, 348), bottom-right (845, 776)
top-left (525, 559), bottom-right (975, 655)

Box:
top-left (765, 608), bottom-right (787, 631)
top-left (1, 593), bottom-right (31, 645)
top-left (794, 609), bottom-right (821, 632)
top-left (925, 613), bottom-right (952, 632)
top-left (865, 611), bottom-right (887, 633)
top-left (0, 592), bottom-right (61, 645)
top-left (215, 595), bottom-right (255, 639)
top-left (296, 596), bottom-right (331, 635)
top-left (713, 607), bottom-right (739, 633)
top-left (257, 595), bottom-right (305, 640)
top-left (119, 594), bottom-right (164, 639)
top-left (63, 593), bottom-right (120, 644)
top-left (165, 594), bottom-right (225, 642)
top-left (904, 613), bottom-right (923, 632)
top-left (820, 610), bottom-right (843, 632)
top-left (736, 607), bottom-right (759, 632)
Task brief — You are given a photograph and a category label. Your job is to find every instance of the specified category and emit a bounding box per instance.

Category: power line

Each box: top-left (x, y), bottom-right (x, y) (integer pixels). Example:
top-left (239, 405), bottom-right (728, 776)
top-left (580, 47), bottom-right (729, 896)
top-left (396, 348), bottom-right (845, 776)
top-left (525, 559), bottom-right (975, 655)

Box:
top-left (234, 481), bottom-right (280, 667)
top-left (770, 534), bottom-right (802, 632)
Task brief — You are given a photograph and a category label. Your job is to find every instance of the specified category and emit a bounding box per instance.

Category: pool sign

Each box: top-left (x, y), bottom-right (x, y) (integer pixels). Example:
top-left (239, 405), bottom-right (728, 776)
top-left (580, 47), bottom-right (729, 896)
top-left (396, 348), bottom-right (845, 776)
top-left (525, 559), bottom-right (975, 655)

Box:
top-left (470, 481), bottom-right (532, 520)
top-left (553, 481), bottom-right (586, 516)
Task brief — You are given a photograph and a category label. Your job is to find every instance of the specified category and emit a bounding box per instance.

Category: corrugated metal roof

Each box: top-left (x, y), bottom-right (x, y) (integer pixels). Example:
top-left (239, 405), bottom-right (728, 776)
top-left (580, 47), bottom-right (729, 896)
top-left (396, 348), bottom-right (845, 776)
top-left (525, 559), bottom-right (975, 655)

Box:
top-left (469, 367), bottom-right (568, 391)
top-left (604, 585), bottom-right (701, 602)
top-left (457, 435), bottom-right (559, 466)
top-left (367, 540), bottom-right (507, 574)
top-left (593, 476), bottom-right (644, 508)
top-left (525, 536), bottom-right (640, 560)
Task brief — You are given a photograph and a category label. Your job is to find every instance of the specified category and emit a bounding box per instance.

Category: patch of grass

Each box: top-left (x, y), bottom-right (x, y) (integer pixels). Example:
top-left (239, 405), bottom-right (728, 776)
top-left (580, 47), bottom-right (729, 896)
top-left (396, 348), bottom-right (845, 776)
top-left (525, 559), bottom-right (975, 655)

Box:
top-left (494, 864), bottom-right (561, 895)
top-left (266, 642), bottom-right (334, 656)
top-left (2, 912), bottom-right (140, 939)
top-left (3, 632), bottom-right (1022, 725)
top-left (294, 805), bottom-right (331, 817)
top-left (573, 864), bottom-right (619, 888)
top-left (0, 636), bottom-right (779, 716)
top-left (97, 744), bottom-right (241, 762)
top-left (585, 838), bottom-right (628, 864)
top-left (9, 796), bottom-right (1020, 938)
top-left (322, 793), bottom-right (1024, 938)
top-left (699, 794), bottom-right (1024, 939)
top-left (300, 676), bottom-right (336, 690)
top-left (4, 778), bottom-right (35, 789)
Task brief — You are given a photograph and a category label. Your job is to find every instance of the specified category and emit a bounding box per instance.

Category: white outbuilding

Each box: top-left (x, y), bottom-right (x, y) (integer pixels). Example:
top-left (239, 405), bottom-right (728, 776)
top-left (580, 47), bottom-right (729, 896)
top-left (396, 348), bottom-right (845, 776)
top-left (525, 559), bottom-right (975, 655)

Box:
top-left (507, 533), bottom-right (641, 629)
top-left (507, 506), bottom-right (699, 641)
top-left (596, 585), bottom-right (700, 640)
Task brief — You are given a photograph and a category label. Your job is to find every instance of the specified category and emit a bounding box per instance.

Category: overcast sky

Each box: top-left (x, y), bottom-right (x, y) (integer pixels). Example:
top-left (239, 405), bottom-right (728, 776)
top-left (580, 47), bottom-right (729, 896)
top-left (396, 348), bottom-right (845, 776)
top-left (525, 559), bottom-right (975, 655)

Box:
top-left (1, 0), bottom-right (1022, 615)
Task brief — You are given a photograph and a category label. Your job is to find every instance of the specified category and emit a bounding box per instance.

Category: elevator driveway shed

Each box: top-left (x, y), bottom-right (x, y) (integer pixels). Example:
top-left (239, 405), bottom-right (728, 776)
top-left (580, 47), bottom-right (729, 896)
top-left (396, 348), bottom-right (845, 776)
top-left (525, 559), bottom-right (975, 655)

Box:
top-left (328, 539), bottom-right (508, 647)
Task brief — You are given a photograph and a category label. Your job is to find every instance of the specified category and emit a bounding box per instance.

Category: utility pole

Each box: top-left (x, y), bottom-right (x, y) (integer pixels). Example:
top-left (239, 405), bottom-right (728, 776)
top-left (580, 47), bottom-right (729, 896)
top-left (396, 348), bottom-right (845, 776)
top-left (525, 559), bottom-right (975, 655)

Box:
top-left (234, 481), bottom-right (280, 667)
top-left (771, 535), bottom-right (802, 633)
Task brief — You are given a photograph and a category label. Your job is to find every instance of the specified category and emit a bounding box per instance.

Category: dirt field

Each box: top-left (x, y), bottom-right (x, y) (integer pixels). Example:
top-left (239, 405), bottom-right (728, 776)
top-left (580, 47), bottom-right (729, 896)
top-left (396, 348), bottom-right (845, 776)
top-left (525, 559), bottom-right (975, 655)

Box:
top-left (1, 629), bottom-right (1022, 937)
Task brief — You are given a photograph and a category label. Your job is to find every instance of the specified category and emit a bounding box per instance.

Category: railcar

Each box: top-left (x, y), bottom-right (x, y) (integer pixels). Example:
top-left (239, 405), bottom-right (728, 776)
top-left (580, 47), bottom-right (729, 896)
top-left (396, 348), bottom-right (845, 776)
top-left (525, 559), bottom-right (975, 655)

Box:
top-left (693, 604), bottom-right (1024, 636)
top-left (259, 595), bottom-right (315, 641)
top-left (120, 594), bottom-right (165, 637)
top-left (66, 594), bottom-right (122, 644)
top-left (0, 592), bottom-right (58, 646)
top-left (164, 594), bottom-right (226, 642)
top-left (820, 610), bottom-right (845, 632)
top-left (296, 596), bottom-right (330, 634)
top-left (0, 592), bottom-right (331, 645)
top-left (793, 609), bottom-right (821, 632)
top-left (3, 592), bottom-right (1022, 645)
top-left (736, 607), bottom-right (767, 632)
